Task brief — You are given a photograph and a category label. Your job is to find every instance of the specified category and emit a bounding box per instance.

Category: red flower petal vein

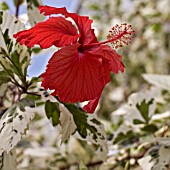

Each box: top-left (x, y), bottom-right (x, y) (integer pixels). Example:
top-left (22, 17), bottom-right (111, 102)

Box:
top-left (38, 5), bottom-right (98, 45)
top-left (14, 17), bottom-right (80, 48)
top-left (41, 44), bottom-right (105, 103)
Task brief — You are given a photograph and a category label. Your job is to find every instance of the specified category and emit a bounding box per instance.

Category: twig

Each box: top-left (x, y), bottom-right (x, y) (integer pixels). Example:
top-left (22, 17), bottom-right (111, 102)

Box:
top-left (15, 0), bottom-right (22, 18)
top-left (60, 160), bottom-right (103, 170)
top-left (24, 91), bottom-right (41, 97)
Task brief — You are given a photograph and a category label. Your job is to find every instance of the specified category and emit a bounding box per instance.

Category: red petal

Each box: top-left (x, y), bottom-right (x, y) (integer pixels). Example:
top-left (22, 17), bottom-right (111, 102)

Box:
top-left (84, 45), bottom-right (125, 84)
top-left (83, 46), bottom-right (125, 113)
top-left (14, 17), bottom-right (80, 48)
top-left (41, 43), bottom-right (105, 103)
top-left (38, 5), bottom-right (98, 45)
top-left (83, 96), bottom-right (100, 113)
top-left (98, 45), bottom-right (125, 73)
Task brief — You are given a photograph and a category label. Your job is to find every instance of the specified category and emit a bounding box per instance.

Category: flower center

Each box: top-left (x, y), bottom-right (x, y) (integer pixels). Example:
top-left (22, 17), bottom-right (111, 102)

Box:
top-left (81, 23), bottom-right (135, 51)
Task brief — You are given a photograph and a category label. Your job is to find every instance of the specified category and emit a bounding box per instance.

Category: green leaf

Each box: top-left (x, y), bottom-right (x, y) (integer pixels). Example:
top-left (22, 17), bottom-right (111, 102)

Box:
top-left (0, 83), bottom-right (8, 96)
top-left (114, 131), bottom-right (132, 144)
top-left (0, 70), bottom-right (11, 96)
top-left (136, 99), bottom-right (154, 123)
top-left (65, 103), bottom-right (107, 155)
top-left (79, 161), bottom-right (88, 170)
top-left (10, 51), bottom-right (22, 76)
top-left (151, 23), bottom-right (161, 33)
top-left (133, 119), bottom-right (145, 125)
top-left (0, 98), bottom-right (35, 154)
top-left (125, 161), bottom-right (131, 170)
top-left (141, 124), bottom-right (158, 133)
top-left (0, 71), bottom-right (10, 84)
top-left (0, 2), bottom-right (9, 11)
top-left (37, 89), bottom-right (107, 156)
top-left (32, 47), bottom-right (41, 54)
top-left (89, 4), bottom-right (100, 11)
top-left (65, 104), bottom-right (98, 139)
top-left (10, 48), bottom-right (30, 77)
top-left (27, 0), bottom-right (40, 7)
top-left (45, 100), bottom-right (60, 126)
top-left (13, 0), bottom-right (24, 7)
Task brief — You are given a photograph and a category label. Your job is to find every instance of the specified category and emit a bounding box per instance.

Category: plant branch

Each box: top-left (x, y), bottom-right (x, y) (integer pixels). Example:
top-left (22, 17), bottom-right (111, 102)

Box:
top-left (60, 160), bottom-right (103, 170)
top-left (0, 61), bottom-right (23, 88)
top-left (15, 0), bottom-right (22, 18)
top-left (5, 54), bottom-right (28, 88)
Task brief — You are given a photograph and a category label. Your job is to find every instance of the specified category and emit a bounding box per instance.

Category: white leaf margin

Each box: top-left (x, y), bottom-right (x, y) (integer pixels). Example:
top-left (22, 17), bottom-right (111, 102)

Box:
top-left (138, 155), bottom-right (154, 170)
top-left (26, 0), bottom-right (45, 26)
top-left (0, 149), bottom-right (17, 170)
top-left (37, 86), bottom-right (107, 157)
top-left (138, 145), bottom-right (170, 170)
top-left (59, 104), bottom-right (77, 144)
top-left (143, 74), bottom-right (170, 91)
top-left (112, 87), bottom-right (160, 127)
top-left (0, 101), bottom-right (36, 155)
top-left (0, 11), bottom-right (25, 36)
top-left (0, 11), bottom-right (31, 76)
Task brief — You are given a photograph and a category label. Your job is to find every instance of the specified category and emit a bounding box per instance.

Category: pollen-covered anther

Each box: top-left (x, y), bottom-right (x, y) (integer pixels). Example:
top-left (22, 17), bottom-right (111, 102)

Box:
top-left (107, 23), bottom-right (135, 49)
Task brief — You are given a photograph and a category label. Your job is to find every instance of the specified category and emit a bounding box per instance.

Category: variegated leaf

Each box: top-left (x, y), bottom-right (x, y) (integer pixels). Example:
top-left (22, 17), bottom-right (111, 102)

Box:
top-left (0, 98), bottom-right (35, 155)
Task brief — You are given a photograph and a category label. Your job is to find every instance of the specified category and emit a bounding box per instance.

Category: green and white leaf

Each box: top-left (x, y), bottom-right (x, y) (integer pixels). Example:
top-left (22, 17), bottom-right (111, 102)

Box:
top-left (0, 11), bottom-right (25, 40)
top-left (37, 88), bottom-right (107, 156)
top-left (0, 149), bottom-right (16, 170)
top-left (65, 104), bottom-right (107, 158)
top-left (11, 43), bottom-right (31, 77)
top-left (143, 74), bottom-right (170, 91)
top-left (59, 104), bottom-right (77, 144)
top-left (26, 0), bottom-right (44, 26)
top-left (0, 98), bottom-right (35, 155)
top-left (0, 83), bottom-right (7, 96)
top-left (37, 88), bottom-right (76, 143)
top-left (153, 146), bottom-right (170, 170)
top-left (37, 86), bottom-right (59, 103)
top-left (138, 155), bottom-right (154, 170)
top-left (0, 11), bottom-right (31, 78)
top-left (79, 161), bottom-right (88, 170)
top-left (112, 88), bottom-right (158, 127)
top-left (127, 88), bottom-right (159, 124)
top-left (111, 87), bottom-right (163, 144)
top-left (0, 70), bottom-right (10, 96)
top-left (138, 145), bottom-right (170, 170)
top-left (45, 100), bottom-right (60, 126)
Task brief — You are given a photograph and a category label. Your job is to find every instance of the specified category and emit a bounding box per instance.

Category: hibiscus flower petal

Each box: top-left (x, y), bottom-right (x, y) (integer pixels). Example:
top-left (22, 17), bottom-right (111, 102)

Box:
top-left (100, 45), bottom-right (125, 74)
top-left (83, 45), bottom-right (125, 113)
top-left (41, 43), bottom-right (105, 103)
top-left (83, 96), bottom-right (100, 113)
top-left (38, 5), bottom-right (98, 45)
top-left (14, 17), bottom-right (80, 48)
top-left (86, 45), bottom-right (125, 84)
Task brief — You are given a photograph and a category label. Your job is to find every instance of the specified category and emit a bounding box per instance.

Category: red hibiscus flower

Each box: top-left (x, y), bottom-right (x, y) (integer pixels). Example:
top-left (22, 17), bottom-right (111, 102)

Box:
top-left (14, 6), bottom-right (134, 113)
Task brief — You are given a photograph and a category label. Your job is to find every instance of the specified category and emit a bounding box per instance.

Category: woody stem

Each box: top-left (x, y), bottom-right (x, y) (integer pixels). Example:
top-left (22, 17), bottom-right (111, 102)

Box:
top-left (15, 0), bottom-right (22, 18)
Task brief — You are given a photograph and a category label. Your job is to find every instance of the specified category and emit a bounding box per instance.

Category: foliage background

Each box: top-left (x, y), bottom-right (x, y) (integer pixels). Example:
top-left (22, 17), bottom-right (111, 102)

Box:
top-left (0, 0), bottom-right (170, 170)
